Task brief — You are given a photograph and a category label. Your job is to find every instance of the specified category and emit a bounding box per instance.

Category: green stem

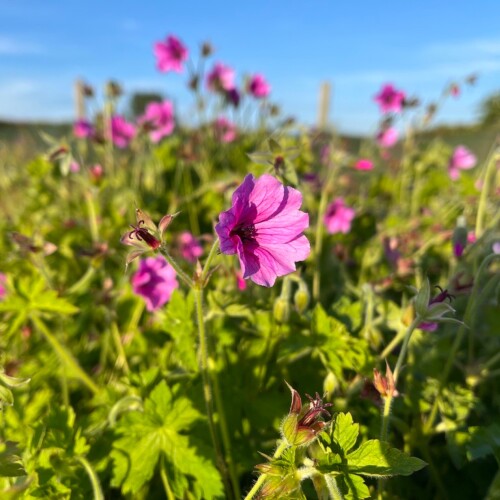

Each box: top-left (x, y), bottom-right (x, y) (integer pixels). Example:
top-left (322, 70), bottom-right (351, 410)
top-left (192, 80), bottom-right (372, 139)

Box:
top-left (160, 455), bottom-right (176, 500)
top-left (31, 314), bottom-right (99, 395)
top-left (380, 395), bottom-right (394, 444)
top-left (243, 441), bottom-right (288, 500)
top-left (312, 172), bottom-right (335, 301)
top-left (75, 456), bottom-right (104, 500)
top-left (111, 322), bottom-right (130, 374)
top-left (325, 474), bottom-right (345, 500)
top-left (159, 245), bottom-right (193, 287)
top-left (193, 286), bottom-right (232, 497)
top-left (393, 317), bottom-right (421, 383)
top-left (379, 326), bottom-right (407, 360)
top-left (200, 237), bottom-right (220, 284)
top-left (475, 145), bottom-right (499, 238)
top-left (84, 190), bottom-right (99, 243)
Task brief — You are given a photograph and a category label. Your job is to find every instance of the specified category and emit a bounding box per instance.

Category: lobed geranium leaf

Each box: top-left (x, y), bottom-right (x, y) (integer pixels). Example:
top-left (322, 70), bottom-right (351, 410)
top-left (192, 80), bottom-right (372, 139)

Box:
top-left (346, 440), bottom-right (426, 477)
top-left (332, 412), bottom-right (360, 456)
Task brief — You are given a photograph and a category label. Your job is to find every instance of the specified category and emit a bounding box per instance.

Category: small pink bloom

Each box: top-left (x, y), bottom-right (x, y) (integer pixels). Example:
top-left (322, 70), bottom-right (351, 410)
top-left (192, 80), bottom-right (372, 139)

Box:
top-left (235, 270), bottom-right (247, 291)
top-left (354, 158), bottom-right (374, 171)
top-left (214, 117), bottom-right (237, 143)
top-left (248, 74), bottom-right (271, 98)
top-left (73, 119), bottom-right (94, 139)
top-left (109, 115), bottom-right (136, 148)
top-left (206, 62), bottom-right (235, 92)
top-left (132, 256), bottom-right (178, 311)
top-left (215, 174), bottom-right (310, 287)
top-left (139, 100), bottom-right (175, 143)
top-left (154, 35), bottom-right (188, 73)
top-left (178, 231), bottom-right (203, 263)
top-left (374, 84), bottom-right (406, 113)
top-left (90, 164), bottom-right (103, 181)
top-left (493, 242), bottom-right (500, 254)
top-left (448, 145), bottom-right (476, 180)
top-left (419, 322), bottom-right (438, 332)
top-left (376, 127), bottom-right (398, 148)
top-left (324, 198), bottom-right (356, 234)
top-left (0, 273), bottom-right (6, 300)
top-left (467, 232), bottom-right (476, 244)
top-left (70, 161), bottom-right (81, 173)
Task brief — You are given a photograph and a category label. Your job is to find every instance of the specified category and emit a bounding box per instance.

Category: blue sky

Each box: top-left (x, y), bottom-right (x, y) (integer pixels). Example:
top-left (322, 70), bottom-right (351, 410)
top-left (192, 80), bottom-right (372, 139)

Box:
top-left (1, 0), bottom-right (499, 134)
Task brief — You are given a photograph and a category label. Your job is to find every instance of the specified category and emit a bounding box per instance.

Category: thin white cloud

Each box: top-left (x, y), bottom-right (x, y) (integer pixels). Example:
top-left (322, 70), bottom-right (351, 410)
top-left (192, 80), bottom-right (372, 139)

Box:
top-left (425, 38), bottom-right (500, 58)
top-left (0, 36), bottom-right (44, 55)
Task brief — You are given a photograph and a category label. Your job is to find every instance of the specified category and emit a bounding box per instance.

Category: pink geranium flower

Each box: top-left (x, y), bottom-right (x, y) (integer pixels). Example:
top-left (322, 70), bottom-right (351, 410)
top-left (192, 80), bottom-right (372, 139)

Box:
top-left (132, 256), bottom-right (178, 311)
top-left (154, 35), bottom-right (188, 73)
top-left (354, 158), bottom-right (374, 171)
top-left (448, 145), bottom-right (476, 180)
top-left (178, 231), bottom-right (203, 263)
top-left (374, 84), bottom-right (406, 113)
top-left (73, 119), bottom-right (94, 139)
top-left (215, 174), bottom-right (310, 287)
top-left (214, 117), bottom-right (237, 143)
top-left (206, 62), bottom-right (235, 92)
top-left (109, 115), bottom-right (136, 148)
top-left (0, 273), bottom-right (6, 300)
top-left (248, 74), bottom-right (271, 98)
top-left (376, 127), bottom-right (398, 148)
top-left (139, 100), bottom-right (175, 143)
top-left (324, 198), bottom-right (355, 234)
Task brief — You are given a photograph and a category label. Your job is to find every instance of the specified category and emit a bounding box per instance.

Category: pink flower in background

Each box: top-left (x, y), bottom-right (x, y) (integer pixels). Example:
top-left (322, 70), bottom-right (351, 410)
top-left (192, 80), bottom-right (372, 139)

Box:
top-left (214, 117), bottom-right (237, 143)
top-left (109, 116), bottom-right (136, 148)
top-left (493, 242), bottom-right (500, 254)
top-left (70, 161), bottom-right (80, 173)
top-left (154, 35), bottom-right (188, 73)
top-left (374, 84), bottom-right (406, 113)
top-left (206, 62), bottom-right (235, 92)
top-left (139, 100), bottom-right (175, 143)
top-left (73, 119), bottom-right (94, 139)
top-left (0, 273), bottom-right (6, 300)
top-left (448, 145), bottom-right (476, 180)
top-left (324, 198), bottom-right (355, 234)
top-left (132, 256), bottom-right (178, 311)
top-left (248, 74), bottom-right (271, 98)
top-left (354, 158), bottom-right (374, 171)
top-left (178, 231), bottom-right (203, 263)
top-left (90, 164), bottom-right (103, 181)
top-left (376, 127), bottom-right (398, 148)
top-left (215, 174), bottom-right (310, 287)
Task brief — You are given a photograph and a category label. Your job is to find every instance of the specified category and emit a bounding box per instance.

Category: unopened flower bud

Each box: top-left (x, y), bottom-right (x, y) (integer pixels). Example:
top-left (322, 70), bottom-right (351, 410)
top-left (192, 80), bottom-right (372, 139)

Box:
top-left (323, 371), bottom-right (338, 398)
top-left (201, 41), bottom-right (213, 57)
top-left (273, 297), bottom-right (290, 323)
top-left (294, 281), bottom-right (310, 314)
top-left (373, 361), bottom-right (398, 398)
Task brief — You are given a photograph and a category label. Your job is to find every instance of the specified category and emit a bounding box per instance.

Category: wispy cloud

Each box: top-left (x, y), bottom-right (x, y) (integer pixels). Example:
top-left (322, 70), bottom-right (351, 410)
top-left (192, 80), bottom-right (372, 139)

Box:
top-left (0, 36), bottom-right (44, 55)
top-left (424, 38), bottom-right (500, 59)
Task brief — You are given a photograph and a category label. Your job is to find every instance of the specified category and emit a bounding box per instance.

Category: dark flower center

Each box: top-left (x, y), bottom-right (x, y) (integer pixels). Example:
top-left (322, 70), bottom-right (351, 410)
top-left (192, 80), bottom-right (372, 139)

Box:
top-left (230, 224), bottom-right (256, 242)
top-left (129, 221), bottom-right (160, 250)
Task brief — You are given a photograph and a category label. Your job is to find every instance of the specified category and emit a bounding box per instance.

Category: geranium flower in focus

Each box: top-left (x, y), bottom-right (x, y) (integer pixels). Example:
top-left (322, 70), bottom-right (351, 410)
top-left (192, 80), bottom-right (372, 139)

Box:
top-left (109, 116), bottom-right (136, 148)
top-left (354, 158), bottom-right (374, 171)
top-left (374, 84), bottom-right (406, 113)
top-left (248, 74), bottom-right (271, 98)
top-left (154, 35), bottom-right (188, 73)
top-left (214, 117), bottom-right (237, 143)
top-left (448, 145), bottom-right (476, 180)
top-left (178, 231), bottom-right (203, 263)
top-left (324, 198), bottom-right (355, 234)
top-left (132, 256), bottom-right (178, 311)
top-left (215, 174), bottom-right (310, 287)
top-left (376, 127), bottom-right (398, 148)
top-left (206, 62), bottom-right (235, 92)
top-left (139, 100), bottom-right (175, 143)
top-left (73, 119), bottom-right (94, 139)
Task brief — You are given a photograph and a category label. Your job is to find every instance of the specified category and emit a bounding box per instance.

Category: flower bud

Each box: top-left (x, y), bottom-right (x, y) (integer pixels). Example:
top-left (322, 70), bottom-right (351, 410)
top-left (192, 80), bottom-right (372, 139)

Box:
top-left (273, 297), bottom-right (290, 323)
top-left (294, 281), bottom-right (310, 314)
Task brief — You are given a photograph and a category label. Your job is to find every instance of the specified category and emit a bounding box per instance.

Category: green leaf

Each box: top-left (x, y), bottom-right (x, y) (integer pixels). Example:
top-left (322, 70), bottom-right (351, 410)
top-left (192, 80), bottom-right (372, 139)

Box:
top-left (334, 473), bottom-right (371, 500)
top-left (0, 385), bottom-right (14, 407)
top-left (414, 278), bottom-right (431, 317)
top-left (332, 412), bottom-right (359, 455)
top-left (346, 440), bottom-right (426, 477)
top-left (111, 381), bottom-right (223, 498)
